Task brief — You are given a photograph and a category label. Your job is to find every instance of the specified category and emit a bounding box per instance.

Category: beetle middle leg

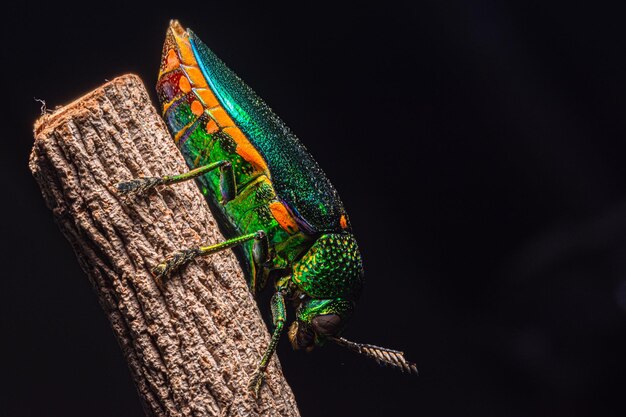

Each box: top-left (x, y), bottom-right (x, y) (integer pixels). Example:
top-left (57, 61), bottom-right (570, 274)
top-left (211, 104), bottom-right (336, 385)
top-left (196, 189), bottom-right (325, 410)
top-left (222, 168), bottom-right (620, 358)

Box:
top-left (116, 160), bottom-right (237, 202)
top-left (153, 230), bottom-right (269, 280)
top-left (249, 289), bottom-right (286, 397)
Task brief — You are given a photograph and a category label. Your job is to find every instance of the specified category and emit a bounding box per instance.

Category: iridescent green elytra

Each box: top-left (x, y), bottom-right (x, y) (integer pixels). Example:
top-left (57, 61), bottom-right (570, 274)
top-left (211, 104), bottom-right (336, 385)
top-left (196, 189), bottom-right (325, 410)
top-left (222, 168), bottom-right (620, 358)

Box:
top-left (118, 20), bottom-right (416, 396)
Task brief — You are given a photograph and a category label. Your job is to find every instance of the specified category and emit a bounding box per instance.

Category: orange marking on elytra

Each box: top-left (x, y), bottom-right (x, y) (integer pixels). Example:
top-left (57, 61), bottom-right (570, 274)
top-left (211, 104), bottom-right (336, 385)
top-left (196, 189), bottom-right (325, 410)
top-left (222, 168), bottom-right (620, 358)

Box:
top-left (183, 66), bottom-right (208, 88)
top-left (206, 119), bottom-right (219, 134)
top-left (178, 76), bottom-right (191, 93)
top-left (270, 201), bottom-right (299, 233)
top-left (176, 38), bottom-right (195, 65)
top-left (223, 127), bottom-right (269, 173)
top-left (164, 49), bottom-right (180, 72)
top-left (169, 25), bottom-right (195, 65)
top-left (209, 108), bottom-right (234, 128)
top-left (340, 214), bottom-right (348, 229)
top-left (194, 88), bottom-right (219, 108)
top-left (191, 100), bottom-right (204, 116)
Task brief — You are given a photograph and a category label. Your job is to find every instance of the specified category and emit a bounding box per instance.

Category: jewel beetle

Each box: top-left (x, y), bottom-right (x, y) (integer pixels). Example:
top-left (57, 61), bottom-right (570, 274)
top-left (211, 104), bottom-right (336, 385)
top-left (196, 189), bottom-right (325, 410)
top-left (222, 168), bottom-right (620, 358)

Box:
top-left (118, 20), bottom-right (417, 395)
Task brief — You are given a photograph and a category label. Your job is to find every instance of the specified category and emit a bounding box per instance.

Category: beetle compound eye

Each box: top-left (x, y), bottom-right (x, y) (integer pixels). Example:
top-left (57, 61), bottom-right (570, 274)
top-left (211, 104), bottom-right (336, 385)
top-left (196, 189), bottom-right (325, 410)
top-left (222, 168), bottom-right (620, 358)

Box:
top-left (311, 314), bottom-right (342, 336)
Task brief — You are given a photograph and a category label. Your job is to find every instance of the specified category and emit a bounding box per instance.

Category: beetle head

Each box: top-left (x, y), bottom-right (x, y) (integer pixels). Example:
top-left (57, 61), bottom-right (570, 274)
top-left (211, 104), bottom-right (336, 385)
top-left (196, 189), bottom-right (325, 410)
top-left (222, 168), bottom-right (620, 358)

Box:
top-left (288, 298), bottom-right (354, 351)
top-left (288, 233), bottom-right (363, 350)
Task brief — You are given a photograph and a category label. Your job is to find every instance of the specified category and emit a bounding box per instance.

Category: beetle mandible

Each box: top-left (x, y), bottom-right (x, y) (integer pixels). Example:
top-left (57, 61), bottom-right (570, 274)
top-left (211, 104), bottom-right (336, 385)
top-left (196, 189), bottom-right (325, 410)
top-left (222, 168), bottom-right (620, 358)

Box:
top-left (117, 20), bottom-right (417, 395)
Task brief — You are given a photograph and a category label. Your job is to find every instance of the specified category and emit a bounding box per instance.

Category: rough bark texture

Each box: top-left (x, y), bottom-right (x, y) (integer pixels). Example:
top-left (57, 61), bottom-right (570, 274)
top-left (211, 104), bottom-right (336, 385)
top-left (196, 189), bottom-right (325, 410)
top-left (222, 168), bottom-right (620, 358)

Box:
top-left (29, 74), bottom-right (300, 417)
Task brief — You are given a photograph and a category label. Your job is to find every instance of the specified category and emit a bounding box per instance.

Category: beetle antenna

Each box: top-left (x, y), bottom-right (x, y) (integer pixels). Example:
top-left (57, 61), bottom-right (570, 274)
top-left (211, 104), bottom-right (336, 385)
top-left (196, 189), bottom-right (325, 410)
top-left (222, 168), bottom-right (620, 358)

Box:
top-left (330, 337), bottom-right (418, 375)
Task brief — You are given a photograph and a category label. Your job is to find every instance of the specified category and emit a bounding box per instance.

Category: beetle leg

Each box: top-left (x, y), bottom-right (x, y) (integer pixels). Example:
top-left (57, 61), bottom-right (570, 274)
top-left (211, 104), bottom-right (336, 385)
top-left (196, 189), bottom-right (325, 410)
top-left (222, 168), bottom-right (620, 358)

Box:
top-left (116, 160), bottom-right (237, 202)
top-left (249, 290), bottom-right (286, 397)
top-left (252, 232), bottom-right (270, 266)
top-left (153, 230), bottom-right (266, 281)
top-left (250, 231), bottom-right (272, 292)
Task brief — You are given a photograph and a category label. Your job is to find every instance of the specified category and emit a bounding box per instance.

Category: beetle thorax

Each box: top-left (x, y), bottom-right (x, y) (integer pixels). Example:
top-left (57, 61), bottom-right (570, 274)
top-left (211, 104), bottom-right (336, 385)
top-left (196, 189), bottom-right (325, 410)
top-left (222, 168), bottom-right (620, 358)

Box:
top-left (291, 233), bottom-right (364, 300)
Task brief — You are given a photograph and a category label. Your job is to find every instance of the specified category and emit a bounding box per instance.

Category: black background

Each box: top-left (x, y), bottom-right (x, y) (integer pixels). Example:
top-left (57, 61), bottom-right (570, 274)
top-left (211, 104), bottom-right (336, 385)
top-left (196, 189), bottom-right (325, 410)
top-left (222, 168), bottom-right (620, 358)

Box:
top-left (3, 1), bottom-right (626, 416)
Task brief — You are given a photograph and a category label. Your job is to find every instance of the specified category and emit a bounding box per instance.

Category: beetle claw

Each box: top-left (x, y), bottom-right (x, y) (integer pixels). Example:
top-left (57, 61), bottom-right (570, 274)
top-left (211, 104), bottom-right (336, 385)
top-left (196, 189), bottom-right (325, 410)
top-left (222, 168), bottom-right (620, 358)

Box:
top-left (152, 248), bottom-right (200, 279)
top-left (248, 368), bottom-right (265, 398)
top-left (116, 177), bottom-right (163, 195)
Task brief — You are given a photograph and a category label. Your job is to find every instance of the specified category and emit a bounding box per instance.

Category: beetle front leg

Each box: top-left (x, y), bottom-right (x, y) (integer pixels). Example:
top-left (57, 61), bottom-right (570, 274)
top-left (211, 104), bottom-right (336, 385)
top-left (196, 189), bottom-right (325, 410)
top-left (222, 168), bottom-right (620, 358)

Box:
top-left (249, 290), bottom-right (286, 397)
top-left (116, 160), bottom-right (237, 202)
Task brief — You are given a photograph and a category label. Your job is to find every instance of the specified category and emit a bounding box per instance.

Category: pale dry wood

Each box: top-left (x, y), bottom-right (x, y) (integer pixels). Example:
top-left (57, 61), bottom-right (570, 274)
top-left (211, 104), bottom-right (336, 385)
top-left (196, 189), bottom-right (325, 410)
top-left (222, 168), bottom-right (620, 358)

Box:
top-left (29, 74), bottom-right (300, 417)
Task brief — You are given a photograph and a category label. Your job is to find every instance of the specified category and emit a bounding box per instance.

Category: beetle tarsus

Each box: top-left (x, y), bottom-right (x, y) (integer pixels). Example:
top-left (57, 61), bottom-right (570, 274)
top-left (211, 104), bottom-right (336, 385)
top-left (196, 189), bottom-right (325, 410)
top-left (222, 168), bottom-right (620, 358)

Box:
top-left (116, 177), bottom-right (163, 195)
top-left (152, 248), bottom-right (200, 278)
top-left (248, 368), bottom-right (265, 398)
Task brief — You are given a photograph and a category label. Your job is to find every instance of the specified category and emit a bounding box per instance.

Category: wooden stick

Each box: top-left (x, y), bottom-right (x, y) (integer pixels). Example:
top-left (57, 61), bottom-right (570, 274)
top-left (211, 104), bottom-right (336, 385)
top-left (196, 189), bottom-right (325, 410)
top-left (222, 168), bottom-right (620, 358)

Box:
top-left (29, 74), bottom-right (300, 417)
